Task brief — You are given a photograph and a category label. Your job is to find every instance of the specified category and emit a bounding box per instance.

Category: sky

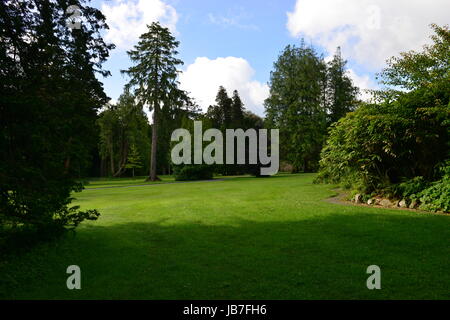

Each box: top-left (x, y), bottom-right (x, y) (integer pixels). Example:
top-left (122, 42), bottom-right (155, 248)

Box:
top-left (90, 0), bottom-right (449, 116)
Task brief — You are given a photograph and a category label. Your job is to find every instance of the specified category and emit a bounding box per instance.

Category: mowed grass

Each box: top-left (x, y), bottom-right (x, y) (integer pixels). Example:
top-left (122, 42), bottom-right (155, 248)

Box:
top-left (0, 174), bottom-right (449, 299)
top-left (83, 174), bottom-right (247, 189)
top-left (83, 175), bottom-right (175, 189)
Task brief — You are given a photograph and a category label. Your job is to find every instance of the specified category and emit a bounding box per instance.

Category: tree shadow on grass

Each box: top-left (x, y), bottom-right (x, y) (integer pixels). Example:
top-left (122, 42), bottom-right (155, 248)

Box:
top-left (1, 211), bottom-right (449, 300)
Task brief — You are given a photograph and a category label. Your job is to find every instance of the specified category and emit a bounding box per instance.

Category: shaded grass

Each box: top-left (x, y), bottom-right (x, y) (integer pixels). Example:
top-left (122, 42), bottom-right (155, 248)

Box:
top-left (0, 174), bottom-right (449, 299)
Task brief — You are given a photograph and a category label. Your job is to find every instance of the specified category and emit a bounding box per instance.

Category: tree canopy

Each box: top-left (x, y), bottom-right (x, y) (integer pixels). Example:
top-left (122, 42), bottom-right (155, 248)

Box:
top-left (316, 24), bottom-right (450, 212)
top-left (0, 0), bottom-right (113, 232)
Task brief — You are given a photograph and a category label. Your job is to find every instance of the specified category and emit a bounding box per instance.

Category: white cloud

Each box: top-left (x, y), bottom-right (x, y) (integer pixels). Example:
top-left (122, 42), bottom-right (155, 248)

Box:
top-left (287, 0), bottom-right (449, 70)
top-left (102, 0), bottom-right (178, 50)
top-left (208, 12), bottom-right (259, 31)
top-left (179, 57), bottom-right (269, 116)
top-left (347, 69), bottom-right (377, 101)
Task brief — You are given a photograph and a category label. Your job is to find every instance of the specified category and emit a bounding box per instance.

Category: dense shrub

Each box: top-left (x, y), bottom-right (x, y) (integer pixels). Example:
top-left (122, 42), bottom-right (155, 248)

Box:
top-left (316, 102), bottom-right (450, 193)
top-left (316, 25), bottom-right (450, 210)
top-left (413, 163), bottom-right (450, 212)
top-left (396, 176), bottom-right (429, 200)
top-left (417, 179), bottom-right (450, 212)
top-left (315, 102), bottom-right (450, 212)
top-left (173, 165), bottom-right (214, 181)
top-left (0, 1), bottom-right (108, 236)
top-left (316, 104), bottom-right (450, 213)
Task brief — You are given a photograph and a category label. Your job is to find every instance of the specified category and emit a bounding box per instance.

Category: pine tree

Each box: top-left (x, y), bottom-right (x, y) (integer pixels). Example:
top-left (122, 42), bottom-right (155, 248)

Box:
top-left (231, 90), bottom-right (244, 128)
top-left (121, 22), bottom-right (185, 181)
top-left (207, 86), bottom-right (233, 129)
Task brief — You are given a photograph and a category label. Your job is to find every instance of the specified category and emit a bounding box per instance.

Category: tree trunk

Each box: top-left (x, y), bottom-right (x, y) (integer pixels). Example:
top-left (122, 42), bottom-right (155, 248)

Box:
top-left (64, 157), bottom-right (71, 173)
top-left (113, 139), bottom-right (128, 177)
top-left (100, 157), bottom-right (105, 177)
top-left (64, 137), bottom-right (73, 174)
top-left (109, 138), bottom-right (115, 176)
top-left (148, 104), bottom-right (160, 181)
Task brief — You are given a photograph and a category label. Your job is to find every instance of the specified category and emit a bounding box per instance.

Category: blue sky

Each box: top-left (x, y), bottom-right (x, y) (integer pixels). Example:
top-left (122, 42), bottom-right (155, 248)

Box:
top-left (90, 0), bottom-right (449, 116)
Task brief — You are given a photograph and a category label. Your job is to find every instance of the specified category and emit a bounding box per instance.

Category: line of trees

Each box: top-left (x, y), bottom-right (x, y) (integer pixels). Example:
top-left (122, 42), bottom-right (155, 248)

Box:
top-left (97, 83), bottom-right (264, 179)
top-left (100, 22), bottom-right (265, 181)
top-left (97, 91), bottom-right (150, 177)
top-left (98, 31), bottom-right (359, 180)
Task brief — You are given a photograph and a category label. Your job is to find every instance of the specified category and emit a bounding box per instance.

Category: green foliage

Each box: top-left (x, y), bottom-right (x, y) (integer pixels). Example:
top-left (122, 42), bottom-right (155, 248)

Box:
top-left (396, 177), bottom-right (429, 200)
top-left (207, 86), bottom-right (233, 129)
top-left (156, 95), bottom-right (201, 175)
top-left (173, 165), bottom-right (214, 181)
top-left (326, 47), bottom-right (360, 124)
top-left (265, 43), bottom-right (327, 172)
top-left (417, 177), bottom-right (450, 212)
top-left (316, 24), bottom-right (450, 213)
top-left (97, 91), bottom-right (150, 177)
top-left (380, 24), bottom-right (450, 91)
top-left (316, 102), bottom-right (449, 192)
top-left (231, 90), bottom-right (245, 127)
top-left (0, 0), bottom-right (112, 234)
top-left (265, 43), bottom-right (357, 172)
top-left (125, 144), bottom-right (144, 177)
top-left (413, 163), bottom-right (450, 212)
top-left (205, 87), bottom-right (263, 176)
top-left (53, 205), bottom-right (101, 229)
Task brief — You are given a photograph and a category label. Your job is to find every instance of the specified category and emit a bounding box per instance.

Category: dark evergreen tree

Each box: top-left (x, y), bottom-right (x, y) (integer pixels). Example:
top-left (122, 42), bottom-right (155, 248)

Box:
top-left (326, 47), bottom-right (359, 124)
top-left (207, 86), bottom-right (233, 129)
top-left (204, 87), bottom-right (264, 175)
top-left (121, 22), bottom-right (185, 181)
top-left (231, 90), bottom-right (245, 128)
top-left (264, 43), bottom-right (327, 172)
top-left (0, 0), bottom-right (113, 233)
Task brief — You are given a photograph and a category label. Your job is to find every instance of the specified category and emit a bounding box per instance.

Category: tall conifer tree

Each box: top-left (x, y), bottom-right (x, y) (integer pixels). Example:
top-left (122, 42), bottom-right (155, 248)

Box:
top-left (122, 22), bottom-right (185, 181)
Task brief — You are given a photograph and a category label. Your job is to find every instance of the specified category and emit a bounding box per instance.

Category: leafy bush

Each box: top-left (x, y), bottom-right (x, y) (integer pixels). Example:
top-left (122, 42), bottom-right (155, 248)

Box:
top-left (316, 101), bottom-right (450, 194)
top-left (417, 178), bottom-right (450, 212)
top-left (396, 176), bottom-right (429, 200)
top-left (316, 25), bottom-right (450, 214)
top-left (0, 1), bottom-right (108, 239)
top-left (173, 165), bottom-right (214, 181)
top-left (415, 163), bottom-right (450, 212)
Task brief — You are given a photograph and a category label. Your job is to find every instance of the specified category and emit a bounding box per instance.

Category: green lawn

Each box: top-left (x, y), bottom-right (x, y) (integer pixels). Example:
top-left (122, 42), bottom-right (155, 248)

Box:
top-left (82, 175), bottom-right (175, 189)
top-left (82, 174), bottom-right (248, 189)
top-left (1, 174), bottom-right (449, 299)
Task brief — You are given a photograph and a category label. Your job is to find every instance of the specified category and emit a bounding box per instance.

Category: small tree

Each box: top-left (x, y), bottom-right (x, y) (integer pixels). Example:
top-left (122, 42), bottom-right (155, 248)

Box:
top-left (125, 144), bottom-right (143, 177)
